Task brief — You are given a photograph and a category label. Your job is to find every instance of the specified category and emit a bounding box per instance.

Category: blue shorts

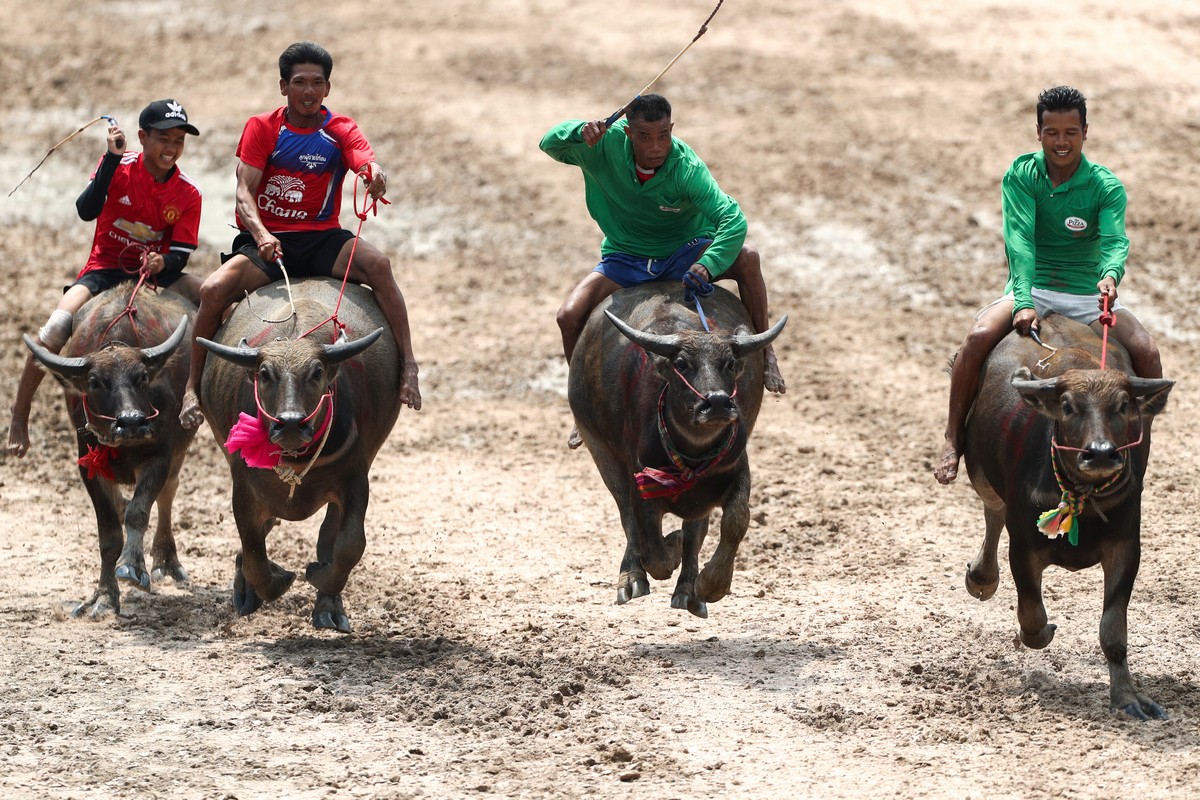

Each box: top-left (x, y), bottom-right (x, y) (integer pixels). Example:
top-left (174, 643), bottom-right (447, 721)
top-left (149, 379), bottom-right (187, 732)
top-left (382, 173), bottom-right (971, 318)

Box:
top-left (595, 238), bottom-right (712, 288)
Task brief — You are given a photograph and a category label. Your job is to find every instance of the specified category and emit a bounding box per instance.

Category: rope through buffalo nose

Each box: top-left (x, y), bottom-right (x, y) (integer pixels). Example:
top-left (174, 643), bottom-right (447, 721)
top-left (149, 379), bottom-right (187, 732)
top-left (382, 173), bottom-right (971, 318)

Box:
top-left (682, 272), bottom-right (714, 332)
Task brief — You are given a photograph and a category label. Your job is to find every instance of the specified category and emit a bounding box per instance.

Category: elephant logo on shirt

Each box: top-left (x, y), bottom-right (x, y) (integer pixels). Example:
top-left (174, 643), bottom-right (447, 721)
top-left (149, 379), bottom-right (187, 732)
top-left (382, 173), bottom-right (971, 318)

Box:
top-left (265, 175), bottom-right (306, 205)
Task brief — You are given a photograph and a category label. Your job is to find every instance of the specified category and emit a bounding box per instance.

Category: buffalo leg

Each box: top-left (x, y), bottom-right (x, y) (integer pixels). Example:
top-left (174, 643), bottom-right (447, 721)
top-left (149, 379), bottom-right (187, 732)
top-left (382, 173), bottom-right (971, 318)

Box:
top-left (614, 493), bottom-right (651, 605)
top-left (114, 459), bottom-right (170, 593)
top-left (233, 499), bottom-right (295, 615)
top-left (75, 474), bottom-right (124, 619)
top-left (671, 518), bottom-right (710, 618)
top-left (1099, 532), bottom-right (1165, 720)
top-left (149, 467), bottom-right (188, 584)
top-left (306, 499), bottom-right (363, 634)
top-left (697, 471), bottom-right (751, 604)
top-left (966, 504), bottom-right (1005, 600)
top-left (1008, 543), bottom-right (1056, 649)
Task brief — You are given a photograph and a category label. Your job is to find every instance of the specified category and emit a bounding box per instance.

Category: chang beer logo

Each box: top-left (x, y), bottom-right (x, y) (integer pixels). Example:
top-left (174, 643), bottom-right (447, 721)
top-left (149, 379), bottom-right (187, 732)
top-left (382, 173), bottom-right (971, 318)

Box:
top-left (1064, 216), bottom-right (1088, 237)
top-left (259, 175), bottom-right (309, 220)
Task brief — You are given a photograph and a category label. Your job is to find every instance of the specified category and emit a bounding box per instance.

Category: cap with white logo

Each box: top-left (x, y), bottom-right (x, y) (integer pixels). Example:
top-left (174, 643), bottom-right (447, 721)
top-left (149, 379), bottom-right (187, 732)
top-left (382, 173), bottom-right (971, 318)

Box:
top-left (138, 99), bottom-right (200, 136)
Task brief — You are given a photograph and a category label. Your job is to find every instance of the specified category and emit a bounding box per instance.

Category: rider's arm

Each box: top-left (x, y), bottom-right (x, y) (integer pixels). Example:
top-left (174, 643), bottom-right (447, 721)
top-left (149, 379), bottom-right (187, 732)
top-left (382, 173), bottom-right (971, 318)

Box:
top-left (1001, 164), bottom-right (1038, 314)
top-left (686, 162), bottom-right (747, 279)
top-left (1096, 182), bottom-right (1129, 286)
top-left (75, 153), bottom-right (122, 221)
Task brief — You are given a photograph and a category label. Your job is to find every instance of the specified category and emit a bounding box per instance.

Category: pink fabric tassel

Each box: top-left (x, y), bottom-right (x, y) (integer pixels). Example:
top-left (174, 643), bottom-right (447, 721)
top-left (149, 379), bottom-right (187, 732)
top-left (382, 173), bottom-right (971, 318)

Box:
top-left (225, 412), bottom-right (280, 469)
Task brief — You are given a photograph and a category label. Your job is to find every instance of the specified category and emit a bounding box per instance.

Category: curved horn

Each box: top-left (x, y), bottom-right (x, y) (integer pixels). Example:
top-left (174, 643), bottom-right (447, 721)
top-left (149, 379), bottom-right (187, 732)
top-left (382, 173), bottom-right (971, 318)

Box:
top-left (23, 334), bottom-right (90, 378)
top-left (730, 315), bottom-right (788, 359)
top-left (603, 310), bottom-right (682, 357)
top-left (322, 327), bottom-right (385, 365)
top-left (197, 336), bottom-right (260, 368)
top-left (140, 316), bottom-right (189, 368)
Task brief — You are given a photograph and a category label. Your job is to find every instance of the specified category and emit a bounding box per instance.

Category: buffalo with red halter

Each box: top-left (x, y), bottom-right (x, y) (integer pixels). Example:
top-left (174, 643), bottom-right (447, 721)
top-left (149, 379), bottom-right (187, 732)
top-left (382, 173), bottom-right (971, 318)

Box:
top-left (24, 285), bottom-right (196, 618)
top-left (568, 282), bottom-right (785, 617)
top-left (959, 312), bottom-right (1173, 719)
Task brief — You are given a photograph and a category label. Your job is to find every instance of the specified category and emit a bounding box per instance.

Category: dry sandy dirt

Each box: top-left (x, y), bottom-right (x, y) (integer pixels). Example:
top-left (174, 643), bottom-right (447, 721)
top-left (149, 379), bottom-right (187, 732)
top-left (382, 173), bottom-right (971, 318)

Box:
top-left (2, 1), bottom-right (1200, 798)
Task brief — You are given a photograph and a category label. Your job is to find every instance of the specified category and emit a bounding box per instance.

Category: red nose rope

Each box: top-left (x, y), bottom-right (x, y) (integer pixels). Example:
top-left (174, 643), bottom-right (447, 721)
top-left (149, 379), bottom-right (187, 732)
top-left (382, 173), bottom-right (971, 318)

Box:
top-left (80, 246), bottom-right (162, 479)
top-left (634, 373), bottom-right (739, 500)
top-left (1037, 293), bottom-right (1127, 544)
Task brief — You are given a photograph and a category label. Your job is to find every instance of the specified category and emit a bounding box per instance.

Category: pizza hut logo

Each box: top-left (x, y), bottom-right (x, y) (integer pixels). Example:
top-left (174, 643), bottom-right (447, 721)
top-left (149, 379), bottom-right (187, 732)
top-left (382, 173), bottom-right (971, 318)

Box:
top-left (1064, 216), bottom-right (1088, 233)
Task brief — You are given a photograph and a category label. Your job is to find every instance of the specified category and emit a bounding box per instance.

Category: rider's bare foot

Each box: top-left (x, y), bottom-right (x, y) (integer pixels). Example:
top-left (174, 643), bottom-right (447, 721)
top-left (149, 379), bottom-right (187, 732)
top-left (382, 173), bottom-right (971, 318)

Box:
top-left (764, 348), bottom-right (786, 394)
top-left (567, 425), bottom-right (583, 450)
top-left (934, 438), bottom-right (959, 485)
top-left (6, 413), bottom-right (30, 458)
top-left (401, 362), bottom-right (422, 410)
top-left (179, 388), bottom-right (204, 430)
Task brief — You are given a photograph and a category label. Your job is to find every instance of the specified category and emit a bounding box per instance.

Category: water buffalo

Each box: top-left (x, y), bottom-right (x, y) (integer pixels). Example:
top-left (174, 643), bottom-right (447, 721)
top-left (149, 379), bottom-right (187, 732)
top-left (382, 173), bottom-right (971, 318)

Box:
top-left (960, 313), bottom-right (1174, 719)
top-left (25, 285), bottom-right (196, 618)
top-left (197, 277), bottom-right (402, 633)
top-left (569, 283), bottom-right (786, 617)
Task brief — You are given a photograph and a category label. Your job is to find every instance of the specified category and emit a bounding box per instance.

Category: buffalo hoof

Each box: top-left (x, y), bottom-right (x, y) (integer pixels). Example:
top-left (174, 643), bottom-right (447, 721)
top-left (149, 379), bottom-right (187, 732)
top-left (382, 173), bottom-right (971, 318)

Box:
top-left (1119, 699), bottom-right (1168, 721)
top-left (965, 564), bottom-right (998, 601)
top-left (115, 564), bottom-right (152, 593)
top-left (313, 593), bottom-right (352, 634)
top-left (152, 564), bottom-right (189, 584)
top-left (1020, 623), bottom-right (1057, 650)
top-left (670, 592), bottom-right (708, 619)
top-left (71, 592), bottom-right (118, 621)
top-left (615, 574), bottom-right (650, 605)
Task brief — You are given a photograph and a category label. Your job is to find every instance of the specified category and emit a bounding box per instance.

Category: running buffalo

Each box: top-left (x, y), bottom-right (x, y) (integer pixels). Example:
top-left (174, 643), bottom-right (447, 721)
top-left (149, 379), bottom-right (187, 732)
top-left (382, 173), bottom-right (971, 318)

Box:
top-left (960, 313), bottom-right (1174, 719)
top-left (568, 283), bottom-right (786, 617)
top-left (25, 285), bottom-right (196, 618)
top-left (197, 277), bottom-right (402, 633)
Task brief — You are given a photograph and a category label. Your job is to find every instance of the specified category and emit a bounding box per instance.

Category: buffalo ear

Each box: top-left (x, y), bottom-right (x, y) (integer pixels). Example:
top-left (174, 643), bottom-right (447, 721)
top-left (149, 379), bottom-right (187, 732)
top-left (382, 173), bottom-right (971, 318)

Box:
top-left (1011, 370), bottom-right (1061, 417)
top-left (1131, 377), bottom-right (1174, 417)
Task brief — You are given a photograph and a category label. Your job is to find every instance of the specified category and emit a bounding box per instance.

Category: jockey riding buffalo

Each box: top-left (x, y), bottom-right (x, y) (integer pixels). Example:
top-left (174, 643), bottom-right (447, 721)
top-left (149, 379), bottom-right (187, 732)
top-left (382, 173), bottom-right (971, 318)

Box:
top-left (197, 277), bottom-right (402, 633)
top-left (569, 283), bottom-right (786, 618)
top-left (960, 313), bottom-right (1173, 719)
top-left (24, 285), bottom-right (196, 618)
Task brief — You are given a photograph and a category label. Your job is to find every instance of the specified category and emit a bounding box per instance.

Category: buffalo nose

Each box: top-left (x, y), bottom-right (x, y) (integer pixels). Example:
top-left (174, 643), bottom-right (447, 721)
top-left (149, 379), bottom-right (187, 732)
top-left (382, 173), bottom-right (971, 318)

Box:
top-left (699, 391), bottom-right (736, 415)
top-left (115, 411), bottom-right (147, 429)
top-left (269, 412), bottom-right (312, 438)
top-left (1083, 441), bottom-right (1119, 464)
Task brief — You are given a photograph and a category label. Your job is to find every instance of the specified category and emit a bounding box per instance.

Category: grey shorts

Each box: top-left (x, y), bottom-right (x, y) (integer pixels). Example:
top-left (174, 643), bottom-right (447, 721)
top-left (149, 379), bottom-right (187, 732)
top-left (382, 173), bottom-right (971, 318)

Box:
top-left (978, 288), bottom-right (1124, 325)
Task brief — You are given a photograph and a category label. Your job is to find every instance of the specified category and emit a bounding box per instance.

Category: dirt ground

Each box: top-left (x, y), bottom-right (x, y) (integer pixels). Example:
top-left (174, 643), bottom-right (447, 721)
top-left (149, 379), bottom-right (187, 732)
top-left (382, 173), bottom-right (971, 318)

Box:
top-left (3, 1), bottom-right (1200, 798)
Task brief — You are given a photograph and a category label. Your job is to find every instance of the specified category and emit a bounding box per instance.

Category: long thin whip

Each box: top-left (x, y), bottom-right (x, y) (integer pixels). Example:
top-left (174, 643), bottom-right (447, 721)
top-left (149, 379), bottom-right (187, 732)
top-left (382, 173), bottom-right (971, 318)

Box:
top-left (8, 115), bottom-right (117, 197)
top-left (602, 0), bottom-right (725, 126)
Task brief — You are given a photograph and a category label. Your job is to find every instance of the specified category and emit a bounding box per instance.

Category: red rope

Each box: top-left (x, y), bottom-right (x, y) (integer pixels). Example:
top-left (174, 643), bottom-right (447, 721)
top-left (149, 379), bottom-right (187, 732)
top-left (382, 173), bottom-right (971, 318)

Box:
top-left (99, 245), bottom-right (157, 344)
top-left (1098, 293), bottom-right (1115, 370)
top-left (300, 170), bottom-right (390, 341)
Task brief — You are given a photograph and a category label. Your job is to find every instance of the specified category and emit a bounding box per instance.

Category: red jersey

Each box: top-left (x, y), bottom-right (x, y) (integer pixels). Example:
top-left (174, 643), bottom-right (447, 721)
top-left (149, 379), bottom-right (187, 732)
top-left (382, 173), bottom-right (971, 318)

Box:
top-left (235, 106), bottom-right (375, 233)
top-left (82, 152), bottom-right (202, 275)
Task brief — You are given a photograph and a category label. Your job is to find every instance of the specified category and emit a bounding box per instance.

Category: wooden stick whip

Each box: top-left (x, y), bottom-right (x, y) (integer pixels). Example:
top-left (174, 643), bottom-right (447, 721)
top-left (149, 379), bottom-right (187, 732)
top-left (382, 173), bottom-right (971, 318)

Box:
top-left (602, 0), bottom-right (725, 126)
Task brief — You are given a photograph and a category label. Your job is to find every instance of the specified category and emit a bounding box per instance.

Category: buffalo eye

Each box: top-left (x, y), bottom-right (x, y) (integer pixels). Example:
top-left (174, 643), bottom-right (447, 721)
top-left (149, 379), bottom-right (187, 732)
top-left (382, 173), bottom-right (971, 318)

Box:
top-left (309, 363), bottom-right (325, 383)
top-left (257, 365), bottom-right (273, 384)
top-left (672, 356), bottom-right (690, 374)
top-left (1059, 397), bottom-right (1075, 416)
top-left (1115, 396), bottom-right (1130, 416)
top-left (87, 374), bottom-right (104, 392)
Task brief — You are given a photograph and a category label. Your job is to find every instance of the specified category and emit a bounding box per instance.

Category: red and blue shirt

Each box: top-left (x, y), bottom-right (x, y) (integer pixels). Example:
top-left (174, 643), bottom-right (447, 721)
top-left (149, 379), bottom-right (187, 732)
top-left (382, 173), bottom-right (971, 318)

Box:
top-left (235, 106), bottom-right (375, 233)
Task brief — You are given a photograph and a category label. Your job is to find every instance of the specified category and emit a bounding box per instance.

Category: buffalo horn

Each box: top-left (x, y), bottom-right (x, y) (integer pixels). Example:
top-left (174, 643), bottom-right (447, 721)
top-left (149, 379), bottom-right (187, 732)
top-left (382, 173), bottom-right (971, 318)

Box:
top-left (604, 311), bottom-right (681, 357)
top-left (23, 334), bottom-right (90, 378)
top-left (197, 336), bottom-right (260, 367)
top-left (731, 315), bottom-right (789, 358)
top-left (322, 327), bottom-right (385, 364)
top-left (140, 316), bottom-right (189, 368)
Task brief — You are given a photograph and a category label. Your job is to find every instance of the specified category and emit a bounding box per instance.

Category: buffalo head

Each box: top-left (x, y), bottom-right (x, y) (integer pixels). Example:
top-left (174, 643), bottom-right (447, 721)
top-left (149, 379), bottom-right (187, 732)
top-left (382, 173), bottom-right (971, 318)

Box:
top-left (605, 310), bottom-right (787, 429)
top-left (25, 316), bottom-right (189, 445)
top-left (1012, 366), bottom-right (1174, 482)
top-left (198, 328), bottom-right (383, 452)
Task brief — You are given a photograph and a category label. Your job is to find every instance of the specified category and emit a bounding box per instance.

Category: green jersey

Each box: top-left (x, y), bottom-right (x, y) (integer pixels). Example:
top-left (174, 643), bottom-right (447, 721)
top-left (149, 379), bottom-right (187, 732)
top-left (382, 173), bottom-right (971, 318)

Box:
top-left (539, 119), bottom-right (747, 277)
top-left (1002, 151), bottom-right (1129, 314)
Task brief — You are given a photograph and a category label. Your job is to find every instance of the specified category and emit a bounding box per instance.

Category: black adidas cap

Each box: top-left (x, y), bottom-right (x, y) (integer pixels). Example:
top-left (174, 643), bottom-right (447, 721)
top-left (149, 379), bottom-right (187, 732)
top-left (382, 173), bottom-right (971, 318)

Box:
top-left (138, 99), bottom-right (200, 136)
